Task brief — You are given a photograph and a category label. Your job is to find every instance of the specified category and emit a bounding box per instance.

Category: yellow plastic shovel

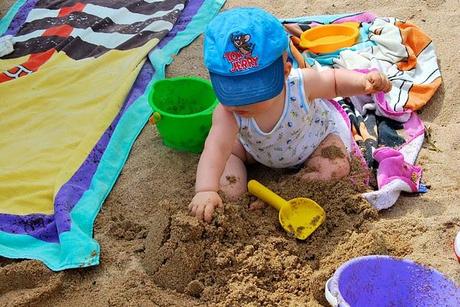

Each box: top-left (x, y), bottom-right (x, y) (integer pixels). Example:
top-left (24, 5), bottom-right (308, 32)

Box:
top-left (248, 180), bottom-right (326, 240)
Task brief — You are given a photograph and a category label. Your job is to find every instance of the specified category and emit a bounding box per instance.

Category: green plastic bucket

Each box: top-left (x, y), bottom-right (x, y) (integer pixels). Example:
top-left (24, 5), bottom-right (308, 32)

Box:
top-left (147, 77), bottom-right (218, 153)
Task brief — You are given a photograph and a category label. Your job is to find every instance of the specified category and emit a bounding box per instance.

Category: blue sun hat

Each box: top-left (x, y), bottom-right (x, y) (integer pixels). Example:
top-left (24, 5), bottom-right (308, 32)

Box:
top-left (203, 7), bottom-right (289, 106)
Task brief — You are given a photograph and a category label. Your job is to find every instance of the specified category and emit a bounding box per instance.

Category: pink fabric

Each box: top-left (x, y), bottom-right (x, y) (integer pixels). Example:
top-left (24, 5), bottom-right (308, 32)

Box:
top-left (309, 12), bottom-right (377, 27)
top-left (373, 147), bottom-right (422, 192)
top-left (399, 112), bottom-right (425, 148)
top-left (333, 12), bottom-right (377, 24)
top-left (373, 91), bottom-right (411, 121)
top-left (329, 99), bottom-right (370, 185)
top-left (353, 68), bottom-right (411, 121)
top-left (330, 68), bottom-right (425, 196)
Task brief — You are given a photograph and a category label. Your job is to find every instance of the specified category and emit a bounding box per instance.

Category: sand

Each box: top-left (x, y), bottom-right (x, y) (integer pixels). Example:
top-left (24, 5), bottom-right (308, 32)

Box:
top-left (1, 0), bottom-right (459, 306)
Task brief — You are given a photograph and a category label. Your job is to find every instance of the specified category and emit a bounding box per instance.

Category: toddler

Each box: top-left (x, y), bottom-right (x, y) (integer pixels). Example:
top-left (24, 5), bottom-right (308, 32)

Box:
top-left (189, 7), bottom-right (391, 222)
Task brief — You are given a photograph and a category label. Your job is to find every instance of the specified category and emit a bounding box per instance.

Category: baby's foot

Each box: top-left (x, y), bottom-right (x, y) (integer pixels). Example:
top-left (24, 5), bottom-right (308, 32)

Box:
top-left (248, 199), bottom-right (267, 210)
top-left (297, 170), bottom-right (332, 181)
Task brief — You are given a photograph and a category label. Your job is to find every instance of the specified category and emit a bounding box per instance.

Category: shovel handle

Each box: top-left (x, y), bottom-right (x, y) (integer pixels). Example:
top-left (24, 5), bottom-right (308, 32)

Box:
top-left (247, 180), bottom-right (287, 211)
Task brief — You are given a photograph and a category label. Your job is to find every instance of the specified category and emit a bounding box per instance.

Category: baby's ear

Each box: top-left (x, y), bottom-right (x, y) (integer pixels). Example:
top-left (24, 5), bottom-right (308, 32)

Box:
top-left (284, 59), bottom-right (292, 78)
top-left (244, 34), bottom-right (250, 42)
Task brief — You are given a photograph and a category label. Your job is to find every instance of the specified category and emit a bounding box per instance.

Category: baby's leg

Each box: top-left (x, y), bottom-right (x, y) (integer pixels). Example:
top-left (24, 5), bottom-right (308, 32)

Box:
top-left (219, 140), bottom-right (252, 200)
top-left (298, 134), bottom-right (350, 181)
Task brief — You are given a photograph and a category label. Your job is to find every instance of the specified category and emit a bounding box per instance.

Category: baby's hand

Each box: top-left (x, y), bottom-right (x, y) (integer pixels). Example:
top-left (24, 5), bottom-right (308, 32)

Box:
top-left (364, 71), bottom-right (392, 94)
top-left (188, 191), bottom-right (223, 223)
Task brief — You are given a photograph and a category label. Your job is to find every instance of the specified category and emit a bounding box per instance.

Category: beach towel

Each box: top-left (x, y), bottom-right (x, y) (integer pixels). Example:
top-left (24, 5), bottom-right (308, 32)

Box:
top-left (283, 12), bottom-right (441, 210)
top-left (0, 0), bottom-right (224, 270)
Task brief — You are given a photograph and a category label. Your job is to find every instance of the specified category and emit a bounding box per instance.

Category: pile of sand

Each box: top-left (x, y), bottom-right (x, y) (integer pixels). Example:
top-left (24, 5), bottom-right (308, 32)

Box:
top-left (138, 163), bottom-right (456, 306)
top-left (141, 169), bottom-right (412, 306)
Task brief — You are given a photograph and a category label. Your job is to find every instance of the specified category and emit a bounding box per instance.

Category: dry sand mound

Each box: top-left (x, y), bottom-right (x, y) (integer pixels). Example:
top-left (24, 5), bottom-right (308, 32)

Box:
top-left (141, 170), bottom-right (416, 305)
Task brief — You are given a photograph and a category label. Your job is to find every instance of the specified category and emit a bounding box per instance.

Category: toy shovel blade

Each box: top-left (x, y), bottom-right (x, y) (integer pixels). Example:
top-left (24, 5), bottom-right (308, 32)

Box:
top-left (248, 180), bottom-right (325, 240)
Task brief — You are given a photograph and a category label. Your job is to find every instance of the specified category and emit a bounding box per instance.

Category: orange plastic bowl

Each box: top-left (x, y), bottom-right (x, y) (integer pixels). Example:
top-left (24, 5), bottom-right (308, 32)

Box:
top-left (299, 22), bottom-right (359, 54)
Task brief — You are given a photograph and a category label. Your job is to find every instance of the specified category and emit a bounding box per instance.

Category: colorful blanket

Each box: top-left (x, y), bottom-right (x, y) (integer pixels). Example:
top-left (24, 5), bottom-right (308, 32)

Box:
top-left (0, 0), bottom-right (224, 270)
top-left (283, 12), bottom-right (441, 210)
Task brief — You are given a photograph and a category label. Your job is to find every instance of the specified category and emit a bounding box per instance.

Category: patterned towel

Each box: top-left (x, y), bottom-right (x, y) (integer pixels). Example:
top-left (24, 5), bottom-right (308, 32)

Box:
top-left (0, 0), bottom-right (224, 270)
top-left (283, 12), bottom-right (441, 210)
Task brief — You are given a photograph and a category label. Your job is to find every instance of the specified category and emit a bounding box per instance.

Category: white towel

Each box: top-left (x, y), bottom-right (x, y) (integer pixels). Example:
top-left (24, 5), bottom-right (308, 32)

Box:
top-left (0, 35), bottom-right (14, 57)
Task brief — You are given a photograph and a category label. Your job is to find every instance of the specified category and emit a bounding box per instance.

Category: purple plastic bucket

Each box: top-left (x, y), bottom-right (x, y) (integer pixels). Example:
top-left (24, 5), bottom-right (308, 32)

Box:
top-left (325, 255), bottom-right (460, 307)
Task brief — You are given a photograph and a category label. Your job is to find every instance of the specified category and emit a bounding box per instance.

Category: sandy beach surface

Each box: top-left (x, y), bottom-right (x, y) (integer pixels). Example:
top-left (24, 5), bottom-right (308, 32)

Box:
top-left (1, 0), bottom-right (459, 306)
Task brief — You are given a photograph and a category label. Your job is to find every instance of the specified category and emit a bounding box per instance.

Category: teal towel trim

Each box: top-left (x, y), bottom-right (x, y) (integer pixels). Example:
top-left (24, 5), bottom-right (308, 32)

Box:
top-left (0, 0), bottom-right (27, 35)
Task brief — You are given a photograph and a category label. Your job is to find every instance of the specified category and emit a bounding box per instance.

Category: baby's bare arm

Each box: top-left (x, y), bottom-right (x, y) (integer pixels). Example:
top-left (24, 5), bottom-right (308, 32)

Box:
top-left (195, 105), bottom-right (238, 193)
top-left (189, 105), bottom-right (238, 222)
top-left (301, 68), bottom-right (391, 100)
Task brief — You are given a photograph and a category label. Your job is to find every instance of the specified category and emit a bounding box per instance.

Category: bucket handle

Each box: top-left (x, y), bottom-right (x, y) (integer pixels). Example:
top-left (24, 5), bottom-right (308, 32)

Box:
top-left (149, 112), bottom-right (161, 125)
top-left (325, 278), bottom-right (339, 306)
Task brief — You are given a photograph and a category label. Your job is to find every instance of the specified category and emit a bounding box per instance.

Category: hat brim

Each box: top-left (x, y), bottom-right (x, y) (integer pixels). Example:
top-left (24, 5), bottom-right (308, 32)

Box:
top-left (209, 56), bottom-right (285, 106)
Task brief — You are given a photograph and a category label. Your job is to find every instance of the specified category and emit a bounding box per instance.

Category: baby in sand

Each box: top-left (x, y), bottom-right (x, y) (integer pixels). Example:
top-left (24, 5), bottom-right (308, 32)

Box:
top-left (189, 7), bottom-right (391, 222)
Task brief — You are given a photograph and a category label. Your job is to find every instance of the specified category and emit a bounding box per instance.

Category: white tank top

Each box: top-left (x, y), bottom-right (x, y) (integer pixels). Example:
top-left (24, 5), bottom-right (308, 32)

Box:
top-left (234, 68), bottom-right (351, 168)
